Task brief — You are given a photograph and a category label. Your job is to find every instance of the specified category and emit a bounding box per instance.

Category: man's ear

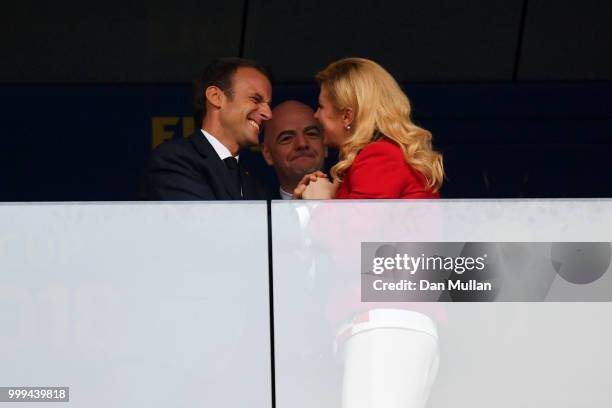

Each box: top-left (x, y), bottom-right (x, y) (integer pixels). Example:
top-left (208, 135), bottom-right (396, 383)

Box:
top-left (341, 107), bottom-right (354, 128)
top-left (205, 86), bottom-right (224, 109)
top-left (261, 143), bottom-right (274, 166)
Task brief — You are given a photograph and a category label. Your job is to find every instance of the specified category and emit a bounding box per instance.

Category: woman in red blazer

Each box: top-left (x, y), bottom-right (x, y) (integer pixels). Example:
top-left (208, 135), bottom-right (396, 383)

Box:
top-left (294, 58), bottom-right (443, 199)
top-left (292, 60), bottom-right (445, 406)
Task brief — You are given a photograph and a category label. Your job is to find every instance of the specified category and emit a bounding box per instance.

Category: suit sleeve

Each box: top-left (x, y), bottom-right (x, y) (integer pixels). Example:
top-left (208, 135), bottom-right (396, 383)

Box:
top-left (341, 142), bottom-right (417, 199)
top-left (141, 147), bottom-right (215, 200)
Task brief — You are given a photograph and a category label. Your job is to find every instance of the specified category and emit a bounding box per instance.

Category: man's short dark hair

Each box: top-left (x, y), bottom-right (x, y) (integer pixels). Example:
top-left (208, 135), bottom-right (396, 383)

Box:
top-left (193, 58), bottom-right (272, 128)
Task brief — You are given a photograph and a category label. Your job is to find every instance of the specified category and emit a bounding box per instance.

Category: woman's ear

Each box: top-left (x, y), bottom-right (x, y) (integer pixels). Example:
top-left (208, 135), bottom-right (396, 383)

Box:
top-left (342, 107), bottom-right (354, 129)
top-left (205, 86), bottom-right (224, 109)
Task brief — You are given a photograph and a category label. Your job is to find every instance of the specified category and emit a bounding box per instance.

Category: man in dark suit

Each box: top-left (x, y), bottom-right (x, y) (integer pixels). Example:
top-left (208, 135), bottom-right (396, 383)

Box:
top-left (262, 100), bottom-right (325, 199)
top-left (142, 58), bottom-right (272, 200)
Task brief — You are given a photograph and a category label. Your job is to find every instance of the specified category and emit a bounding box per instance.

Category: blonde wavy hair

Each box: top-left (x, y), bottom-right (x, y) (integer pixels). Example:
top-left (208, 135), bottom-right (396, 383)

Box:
top-left (316, 58), bottom-right (444, 192)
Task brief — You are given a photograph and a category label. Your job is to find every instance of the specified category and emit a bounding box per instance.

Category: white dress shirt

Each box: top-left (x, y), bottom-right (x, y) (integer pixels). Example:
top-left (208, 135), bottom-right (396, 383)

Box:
top-left (279, 187), bottom-right (293, 200)
top-left (201, 129), bottom-right (242, 196)
top-left (201, 129), bottom-right (239, 162)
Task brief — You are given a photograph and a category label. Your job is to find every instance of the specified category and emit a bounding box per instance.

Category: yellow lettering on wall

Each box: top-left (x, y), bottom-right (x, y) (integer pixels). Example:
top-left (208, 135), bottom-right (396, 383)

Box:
top-left (151, 117), bottom-right (179, 149)
top-left (182, 116), bottom-right (195, 137)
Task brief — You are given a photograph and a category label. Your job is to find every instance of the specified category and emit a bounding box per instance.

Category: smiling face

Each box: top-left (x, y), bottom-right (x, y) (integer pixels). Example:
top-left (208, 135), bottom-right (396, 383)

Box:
top-left (314, 84), bottom-right (348, 148)
top-left (263, 101), bottom-right (325, 191)
top-left (218, 67), bottom-right (273, 149)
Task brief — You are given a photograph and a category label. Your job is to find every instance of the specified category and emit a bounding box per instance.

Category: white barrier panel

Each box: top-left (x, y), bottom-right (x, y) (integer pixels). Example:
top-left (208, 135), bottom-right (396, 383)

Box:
top-left (0, 202), bottom-right (271, 408)
top-left (272, 199), bottom-right (612, 408)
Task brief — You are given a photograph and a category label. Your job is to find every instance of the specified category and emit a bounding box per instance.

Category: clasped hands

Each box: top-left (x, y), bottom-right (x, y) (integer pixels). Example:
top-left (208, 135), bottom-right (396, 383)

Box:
top-left (293, 171), bottom-right (339, 199)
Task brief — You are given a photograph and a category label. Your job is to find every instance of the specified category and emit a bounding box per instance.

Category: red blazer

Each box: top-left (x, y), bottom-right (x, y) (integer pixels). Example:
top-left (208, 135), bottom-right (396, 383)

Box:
top-left (334, 139), bottom-right (439, 199)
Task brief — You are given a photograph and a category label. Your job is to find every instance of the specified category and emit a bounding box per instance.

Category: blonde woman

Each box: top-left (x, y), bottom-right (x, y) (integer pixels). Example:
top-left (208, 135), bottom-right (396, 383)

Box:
top-left (294, 57), bottom-right (443, 199)
top-left (291, 58), bottom-right (444, 408)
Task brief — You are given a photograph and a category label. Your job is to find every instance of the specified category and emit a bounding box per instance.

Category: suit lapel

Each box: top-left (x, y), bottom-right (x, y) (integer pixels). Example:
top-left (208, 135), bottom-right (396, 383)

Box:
top-left (188, 133), bottom-right (242, 199)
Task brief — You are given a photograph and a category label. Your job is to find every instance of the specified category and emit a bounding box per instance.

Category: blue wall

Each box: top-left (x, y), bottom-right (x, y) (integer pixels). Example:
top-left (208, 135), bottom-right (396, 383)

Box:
top-left (2, 82), bottom-right (611, 200)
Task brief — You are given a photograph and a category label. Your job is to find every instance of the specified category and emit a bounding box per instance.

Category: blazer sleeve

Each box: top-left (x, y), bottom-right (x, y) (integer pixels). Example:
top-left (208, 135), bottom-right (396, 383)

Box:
top-left (141, 144), bottom-right (216, 200)
top-left (341, 141), bottom-right (427, 199)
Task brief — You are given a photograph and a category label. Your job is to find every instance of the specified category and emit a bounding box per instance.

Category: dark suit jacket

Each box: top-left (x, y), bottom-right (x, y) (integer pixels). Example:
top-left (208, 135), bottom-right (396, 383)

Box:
top-left (142, 133), bottom-right (267, 200)
top-left (268, 185), bottom-right (282, 200)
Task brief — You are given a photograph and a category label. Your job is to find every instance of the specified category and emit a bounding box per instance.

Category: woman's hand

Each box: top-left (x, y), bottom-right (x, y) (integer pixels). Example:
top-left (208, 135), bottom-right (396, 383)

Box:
top-left (293, 171), bottom-right (328, 199)
top-left (302, 177), bottom-right (340, 200)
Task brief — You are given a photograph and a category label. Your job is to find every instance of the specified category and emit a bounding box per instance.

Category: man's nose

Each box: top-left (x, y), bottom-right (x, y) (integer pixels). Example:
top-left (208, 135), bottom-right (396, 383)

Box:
top-left (294, 133), bottom-right (309, 149)
top-left (259, 103), bottom-right (272, 121)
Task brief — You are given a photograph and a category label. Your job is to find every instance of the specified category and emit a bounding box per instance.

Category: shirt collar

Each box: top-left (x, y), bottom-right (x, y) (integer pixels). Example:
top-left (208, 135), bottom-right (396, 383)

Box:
top-left (201, 129), bottom-right (239, 162)
top-left (279, 187), bottom-right (293, 200)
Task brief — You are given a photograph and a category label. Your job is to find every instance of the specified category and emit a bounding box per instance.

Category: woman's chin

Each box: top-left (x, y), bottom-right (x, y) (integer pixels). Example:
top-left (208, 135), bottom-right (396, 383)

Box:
top-left (324, 139), bottom-right (340, 148)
